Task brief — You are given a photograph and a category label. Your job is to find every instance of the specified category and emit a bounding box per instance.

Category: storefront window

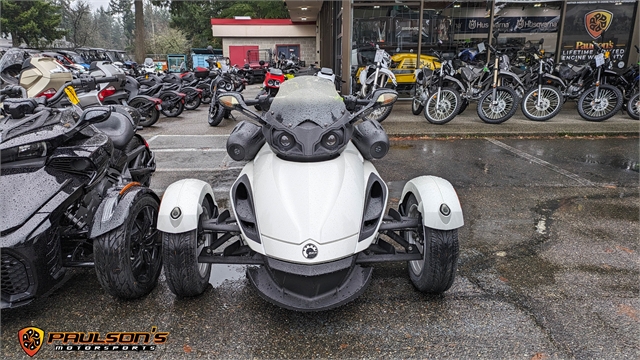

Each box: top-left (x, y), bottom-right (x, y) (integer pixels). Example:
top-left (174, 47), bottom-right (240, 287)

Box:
top-left (561, 0), bottom-right (637, 68)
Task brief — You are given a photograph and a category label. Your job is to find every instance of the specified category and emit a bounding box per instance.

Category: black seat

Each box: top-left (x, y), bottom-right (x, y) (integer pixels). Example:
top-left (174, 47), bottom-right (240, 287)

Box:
top-left (92, 111), bottom-right (134, 150)
top-left (139, 84), bottom-right (161, 96)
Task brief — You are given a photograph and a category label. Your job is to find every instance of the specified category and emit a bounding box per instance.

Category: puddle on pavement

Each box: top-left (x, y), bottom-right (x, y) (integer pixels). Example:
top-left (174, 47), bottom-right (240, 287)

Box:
top-left (575, 155), bottom-right (639, 172)
top-left (209, 264), bottom-right (247, 287)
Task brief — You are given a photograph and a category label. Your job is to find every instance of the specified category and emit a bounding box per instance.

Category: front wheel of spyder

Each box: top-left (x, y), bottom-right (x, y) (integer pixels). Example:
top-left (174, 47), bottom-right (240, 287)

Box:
top-left (477, 86), bottom-right (518, 124)
top-left (402, 194), bottom-right (458, 294)
top-left (162, 200), bottom-right (215, 297)
top-left (160, 94), bottom-right (184, 117)
top-left (94, 194), bottom-right (161, 299)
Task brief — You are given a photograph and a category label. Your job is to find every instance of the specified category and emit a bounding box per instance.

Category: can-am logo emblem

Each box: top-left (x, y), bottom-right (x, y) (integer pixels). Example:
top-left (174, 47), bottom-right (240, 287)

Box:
top-left (302, 244), bottom-right (318, 259)
top-left (584, 10), bottom-right (613, 39)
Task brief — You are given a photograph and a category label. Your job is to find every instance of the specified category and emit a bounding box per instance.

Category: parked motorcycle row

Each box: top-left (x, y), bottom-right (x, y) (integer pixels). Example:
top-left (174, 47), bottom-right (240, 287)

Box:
top-left (411, 36), bottom-right (639, 124)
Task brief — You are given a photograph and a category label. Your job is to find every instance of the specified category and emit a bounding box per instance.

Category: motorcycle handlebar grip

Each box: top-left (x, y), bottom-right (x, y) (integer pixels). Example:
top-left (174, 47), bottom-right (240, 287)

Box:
top-left (95, 76), bottom-right (120, 84)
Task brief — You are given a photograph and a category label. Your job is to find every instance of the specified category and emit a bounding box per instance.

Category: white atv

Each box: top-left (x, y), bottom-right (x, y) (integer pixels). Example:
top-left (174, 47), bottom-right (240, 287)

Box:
top-left (157, 76), bottom-right (463, 311)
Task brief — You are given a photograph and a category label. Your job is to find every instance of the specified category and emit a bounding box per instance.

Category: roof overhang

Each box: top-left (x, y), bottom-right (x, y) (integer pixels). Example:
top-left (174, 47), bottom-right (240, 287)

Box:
top-left (285, 0), bottom-right (322, 23)
top-left (211, 19), bottom-right (315, 38)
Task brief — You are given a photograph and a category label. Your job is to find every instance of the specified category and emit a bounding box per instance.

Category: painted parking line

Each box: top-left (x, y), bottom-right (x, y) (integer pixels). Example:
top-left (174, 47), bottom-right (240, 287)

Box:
top-left (485, 138), bottom-right (598, 187)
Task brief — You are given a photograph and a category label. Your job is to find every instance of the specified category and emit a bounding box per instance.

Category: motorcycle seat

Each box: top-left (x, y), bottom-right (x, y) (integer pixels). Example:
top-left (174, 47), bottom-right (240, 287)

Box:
top-left (92, 111), bottom-right (135, 150)
top-left (139, 84), bottom-right (161, 96)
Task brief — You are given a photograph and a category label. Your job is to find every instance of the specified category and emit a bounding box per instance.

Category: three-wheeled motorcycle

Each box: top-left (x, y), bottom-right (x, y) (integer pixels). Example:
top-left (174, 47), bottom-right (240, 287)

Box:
top-left (157, 76), bottom-right (463, 311)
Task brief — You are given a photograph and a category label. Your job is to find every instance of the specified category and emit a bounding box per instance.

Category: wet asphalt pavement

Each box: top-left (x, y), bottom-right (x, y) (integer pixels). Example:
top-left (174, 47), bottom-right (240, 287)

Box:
top-left (1, 93), bottom-right (639, 359)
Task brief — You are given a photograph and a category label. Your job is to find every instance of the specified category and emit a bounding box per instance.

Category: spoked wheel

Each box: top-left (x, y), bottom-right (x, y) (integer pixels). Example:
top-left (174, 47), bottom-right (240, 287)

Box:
top-left (423, 87), bottom-right (461, 125)
top-left (477, 86), bottom-right (518, 124)
top-left (577, 84), bottom-right (623, 122)
top-left (208, 101), bottom-right (225, 126)
top-left (402, 194), bottom-right (458, 294)
top-left (163, 199), bottom-right (216, 297)
top-left (364, 105), bottom-right (393, 123)
top-left (521, 85), bottom-right (564, 121)
top-left (627, 92), bottom-right (639, 120)
top-left (94, 193), bottom-right (161, 299)
top-left (411, 84), bottom-right (426, 115)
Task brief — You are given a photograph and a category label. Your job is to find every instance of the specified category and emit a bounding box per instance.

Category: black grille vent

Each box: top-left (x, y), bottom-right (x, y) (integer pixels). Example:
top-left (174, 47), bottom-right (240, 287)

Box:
top-left (1, 253), bottom-right (30, 295)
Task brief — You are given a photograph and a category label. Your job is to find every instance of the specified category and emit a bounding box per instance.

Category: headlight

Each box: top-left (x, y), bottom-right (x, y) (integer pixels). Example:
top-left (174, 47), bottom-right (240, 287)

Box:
top-left (1, 141), bottom-right (48, 163)
top-left (321, 132), bottom-right (340, 149)
top-left (267, 79), bottom-right (274, 86)
top-left (278, 133), bottom-right (295, 150)
top-left (274, 80), bottom-right (280, 87)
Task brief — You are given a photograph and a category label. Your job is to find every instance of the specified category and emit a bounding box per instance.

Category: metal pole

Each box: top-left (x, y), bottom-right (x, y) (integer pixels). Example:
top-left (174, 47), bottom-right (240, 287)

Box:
top-left (417, 0), bottom-right (424, 70)
top-left (555, 0), bottom-right (568, 64)
top-left (487, 0), bottom-right (495, 63)
top-left (341, 0), bottom-right (352, 95)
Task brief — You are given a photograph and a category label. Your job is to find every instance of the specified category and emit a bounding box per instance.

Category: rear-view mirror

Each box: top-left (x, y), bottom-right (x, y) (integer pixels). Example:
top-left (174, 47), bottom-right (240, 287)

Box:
top-left (80, 107), bottom-right (111, 124)
top-left (218, 94), bottom-right (244, 110)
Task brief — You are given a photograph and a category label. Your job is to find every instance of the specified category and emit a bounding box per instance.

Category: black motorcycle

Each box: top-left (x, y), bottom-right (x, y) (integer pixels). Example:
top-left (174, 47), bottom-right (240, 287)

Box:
top-left (137, 73), bottom-right (187, 117)
top-left (1, 100), bottom-right (160, 309)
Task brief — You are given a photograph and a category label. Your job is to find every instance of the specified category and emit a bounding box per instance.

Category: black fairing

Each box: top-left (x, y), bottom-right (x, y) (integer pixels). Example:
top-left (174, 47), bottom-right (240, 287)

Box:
top-left (263, 76), bottom-right (352, 162)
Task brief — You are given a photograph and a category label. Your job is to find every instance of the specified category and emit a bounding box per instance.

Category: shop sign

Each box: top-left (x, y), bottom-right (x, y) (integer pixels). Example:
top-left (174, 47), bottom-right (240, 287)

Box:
top-left (561, 2), bottom-right (637, 68)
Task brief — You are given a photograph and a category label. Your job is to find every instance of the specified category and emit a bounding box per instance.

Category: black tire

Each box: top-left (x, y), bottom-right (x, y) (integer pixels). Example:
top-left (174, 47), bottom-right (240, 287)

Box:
top-left (184, 94), bottom-right (201, 110)
top-left (458, 99), bottom-right (469, 115)
top-left (208, 101), bottom-right (224, 126)
top-left (520, 85), bottom-right (564, 121)
top-left (223, 110), bottom-right (231, 119)
top-left (477, 86), bottom-right (518, 124)
top-left (94, 193), bottom-right (161, 299)
top-left (160, 94), bottom-right (184, 117)
top-left (627, 92), bottom-right (639, 120)
top-left (402, 194), bottom-right (458, 294)
top-left (411, 84), bottom-right (426, 115)
top-left (577, 84), bottom-right (623, 122)
top-left (123, 136), bottom-right (153, 187)
top-left (130, 99), bottom-right (160, 127)
top-left (423, 87), bottom-right (461, 125)
top-left (162, 199), bottom-right (215, 297)
top-left (364, 104), bottom-right (393, 123)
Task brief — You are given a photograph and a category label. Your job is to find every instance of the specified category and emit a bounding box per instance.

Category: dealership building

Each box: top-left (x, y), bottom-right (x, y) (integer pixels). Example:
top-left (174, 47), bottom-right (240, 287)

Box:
top-left (212, 0), bottom-right (639, 94)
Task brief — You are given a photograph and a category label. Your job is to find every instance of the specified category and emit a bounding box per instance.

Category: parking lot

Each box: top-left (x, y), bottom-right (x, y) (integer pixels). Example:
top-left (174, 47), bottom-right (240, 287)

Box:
top-left (1, 88), bottom-right (638, 359)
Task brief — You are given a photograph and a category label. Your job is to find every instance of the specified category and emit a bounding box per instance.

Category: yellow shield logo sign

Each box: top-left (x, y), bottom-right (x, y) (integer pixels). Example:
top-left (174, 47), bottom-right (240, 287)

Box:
top-left (584, 10), bottom-right (613, 39)
top-left (18, 327), bottom-right (44, 357)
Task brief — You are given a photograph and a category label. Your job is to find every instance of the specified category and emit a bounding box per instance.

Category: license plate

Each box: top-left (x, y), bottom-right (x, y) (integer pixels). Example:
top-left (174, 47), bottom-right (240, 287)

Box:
top-left (594, 53), bottom-right (605, 67)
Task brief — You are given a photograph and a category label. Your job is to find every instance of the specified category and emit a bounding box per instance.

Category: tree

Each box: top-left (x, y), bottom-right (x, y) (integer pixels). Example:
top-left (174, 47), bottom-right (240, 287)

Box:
top-left (0, 0), bottom-right (66, 47)
top-left (153, 1), bottom-right (289, 48)
top-left (109, 0), bottom-right (135, 49)
top-left (67, 1), bottom-right (97, 47)
top-left (134, 0), bottom-right (145, 63)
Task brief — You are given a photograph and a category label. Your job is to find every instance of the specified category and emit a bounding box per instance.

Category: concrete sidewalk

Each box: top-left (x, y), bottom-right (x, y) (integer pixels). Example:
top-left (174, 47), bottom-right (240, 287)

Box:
top-left (382, 100), bottom-right (639, 138)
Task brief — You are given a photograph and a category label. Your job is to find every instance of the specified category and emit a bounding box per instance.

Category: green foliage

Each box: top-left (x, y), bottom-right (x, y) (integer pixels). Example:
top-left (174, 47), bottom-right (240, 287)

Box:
top-left (0, 0), bottom-right (66, 47)
top-left (109, 0), bottom-right (135, 48)
top-left (154, 1), bottom-right (290, 48)
top-left (219, 1), bottom-right (289, 19)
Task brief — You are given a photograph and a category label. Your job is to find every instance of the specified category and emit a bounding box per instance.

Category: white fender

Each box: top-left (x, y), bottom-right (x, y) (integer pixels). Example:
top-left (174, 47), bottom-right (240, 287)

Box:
top-left (401, 176), bottom-right (463, 230)
top-left (157, 179), bottom-right (216, 233)
top-left (366, 68), bottom-right (397, 86)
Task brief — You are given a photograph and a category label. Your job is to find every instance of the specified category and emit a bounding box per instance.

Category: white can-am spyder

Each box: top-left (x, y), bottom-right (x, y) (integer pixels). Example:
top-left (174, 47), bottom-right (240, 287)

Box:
top-left (157, 76), bottom-right (463, 311)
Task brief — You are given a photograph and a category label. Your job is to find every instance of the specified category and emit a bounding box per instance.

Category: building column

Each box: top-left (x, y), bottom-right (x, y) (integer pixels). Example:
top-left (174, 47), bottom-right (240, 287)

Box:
top-left (341, 0), bottom-right (352, 95)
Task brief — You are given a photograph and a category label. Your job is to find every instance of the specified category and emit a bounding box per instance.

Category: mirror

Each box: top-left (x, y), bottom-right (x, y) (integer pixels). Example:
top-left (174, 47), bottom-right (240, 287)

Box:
top-left (539, 38), bottom-right (544, 44)
top-left (207, 45), bottom-right (214, 53)
top-left (218, 94), bottom-right (243, 110)
top-left (80, 107), bottom-right (111, 123)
